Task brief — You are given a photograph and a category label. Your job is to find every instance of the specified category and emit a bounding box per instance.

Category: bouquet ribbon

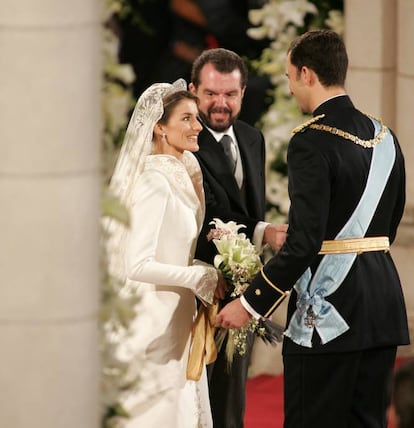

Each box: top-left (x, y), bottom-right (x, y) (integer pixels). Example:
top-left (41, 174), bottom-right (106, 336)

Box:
top-left (186, 302), bottom-right (219, 381)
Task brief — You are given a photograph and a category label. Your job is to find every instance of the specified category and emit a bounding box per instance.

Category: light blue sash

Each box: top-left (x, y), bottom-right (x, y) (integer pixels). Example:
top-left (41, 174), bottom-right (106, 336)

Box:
top-left (284, 119), bottom-right (395, 347)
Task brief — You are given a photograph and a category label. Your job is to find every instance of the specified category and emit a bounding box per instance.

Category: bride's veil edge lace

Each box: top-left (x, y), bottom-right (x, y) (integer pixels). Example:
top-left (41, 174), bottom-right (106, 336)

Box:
top-left (103, 78), bottom-right (188, 287)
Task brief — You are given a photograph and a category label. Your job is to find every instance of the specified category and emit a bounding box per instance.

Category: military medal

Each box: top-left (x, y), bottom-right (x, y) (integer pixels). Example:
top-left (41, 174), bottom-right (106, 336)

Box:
top-left (304, 306), bottom-right (317, 328)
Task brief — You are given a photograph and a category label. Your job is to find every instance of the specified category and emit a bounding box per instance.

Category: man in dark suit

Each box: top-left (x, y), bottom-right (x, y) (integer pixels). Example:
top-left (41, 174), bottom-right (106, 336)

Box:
top-left (189, 48), bottom-right (285, 428)
top-left (216, 30), bottom-right (409, 428)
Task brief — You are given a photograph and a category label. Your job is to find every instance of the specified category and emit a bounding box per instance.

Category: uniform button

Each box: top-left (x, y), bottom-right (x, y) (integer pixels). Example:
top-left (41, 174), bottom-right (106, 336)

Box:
top-left (255, 289), bottom-right (261, 296)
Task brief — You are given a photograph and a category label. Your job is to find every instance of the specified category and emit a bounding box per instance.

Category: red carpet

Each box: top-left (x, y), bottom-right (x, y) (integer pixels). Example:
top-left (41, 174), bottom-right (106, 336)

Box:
top-left (245, 358), bottom-right (410, 428)
top-left (245, 374), bottom-right (284, 428)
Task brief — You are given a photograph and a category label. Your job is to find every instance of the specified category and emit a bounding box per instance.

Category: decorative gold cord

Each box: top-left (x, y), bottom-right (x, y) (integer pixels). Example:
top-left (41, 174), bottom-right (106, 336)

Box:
top-left (309, 121), bottom-right (388, 148)
top-left (292, 112), bottom-right (389, 149)
top-left (292, 114), bottom-right (325, 135)
top-left (259, 268), bottom-right (290, 318)
top-left (260, 268), bottom-right (290, 297)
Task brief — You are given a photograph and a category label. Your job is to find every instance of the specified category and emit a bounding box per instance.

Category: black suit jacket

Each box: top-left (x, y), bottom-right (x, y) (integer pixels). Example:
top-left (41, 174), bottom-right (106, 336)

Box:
top-left (194, 120), bottom-right (266, 265)
top-left (243, 95), bottom-right (409, 354)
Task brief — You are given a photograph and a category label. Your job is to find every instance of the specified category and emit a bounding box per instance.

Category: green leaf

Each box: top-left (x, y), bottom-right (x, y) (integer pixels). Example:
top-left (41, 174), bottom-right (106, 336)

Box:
top-left (101, 191), bottom-right (130, 227)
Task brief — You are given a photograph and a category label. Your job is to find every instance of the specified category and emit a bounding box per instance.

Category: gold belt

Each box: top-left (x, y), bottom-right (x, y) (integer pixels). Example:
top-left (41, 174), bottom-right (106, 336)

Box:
top-left (319, 236), bottom-right (390, 255)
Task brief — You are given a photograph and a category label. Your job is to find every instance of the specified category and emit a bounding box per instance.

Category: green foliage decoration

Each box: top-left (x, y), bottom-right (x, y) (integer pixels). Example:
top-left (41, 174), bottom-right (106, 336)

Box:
top-left (247, 0), bottom-right (344, 224)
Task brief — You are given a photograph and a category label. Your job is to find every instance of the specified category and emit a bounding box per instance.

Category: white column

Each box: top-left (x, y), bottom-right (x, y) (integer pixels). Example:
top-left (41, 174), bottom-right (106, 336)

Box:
top-left (345, 0), bottom-right (397, 128)
top-left (396, 0), bottom-right (414, 212)
top-left (345, 0), bottom-right (414, 357)
top-left (394, 0), bottom-right (414, 357)
top-left (0, 1), bottom-right (101, 427)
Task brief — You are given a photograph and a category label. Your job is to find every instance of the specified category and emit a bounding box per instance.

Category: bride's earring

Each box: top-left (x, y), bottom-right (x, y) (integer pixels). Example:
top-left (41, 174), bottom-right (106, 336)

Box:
top-left (162, 132), bottom-right (167, 143)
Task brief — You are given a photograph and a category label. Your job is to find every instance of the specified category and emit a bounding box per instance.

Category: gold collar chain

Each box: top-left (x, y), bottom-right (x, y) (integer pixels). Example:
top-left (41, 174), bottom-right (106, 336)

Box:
top-left (293, 113), bottom-right (389, 148)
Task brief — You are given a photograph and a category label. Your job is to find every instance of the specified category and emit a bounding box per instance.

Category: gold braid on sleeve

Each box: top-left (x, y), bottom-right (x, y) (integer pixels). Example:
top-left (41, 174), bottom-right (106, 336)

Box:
top-left (260, 268), bottom-right (290, 318)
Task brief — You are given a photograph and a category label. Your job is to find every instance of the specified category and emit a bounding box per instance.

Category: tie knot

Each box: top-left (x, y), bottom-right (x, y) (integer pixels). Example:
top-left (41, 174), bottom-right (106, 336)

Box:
top-left (220, 134), bottom-right (232, 146)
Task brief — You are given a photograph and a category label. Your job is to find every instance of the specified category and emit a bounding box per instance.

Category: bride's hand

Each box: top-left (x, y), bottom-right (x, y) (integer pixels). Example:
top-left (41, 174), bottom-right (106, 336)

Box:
top-left (214, 271), bottom-right (228, 300)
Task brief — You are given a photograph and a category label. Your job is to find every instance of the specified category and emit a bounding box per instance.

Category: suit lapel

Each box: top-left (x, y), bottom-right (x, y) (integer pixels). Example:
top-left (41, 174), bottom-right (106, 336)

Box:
top-left (197, 128), bottom-right (247, 214)
top-left (234, 123), bottom-right (265, 219)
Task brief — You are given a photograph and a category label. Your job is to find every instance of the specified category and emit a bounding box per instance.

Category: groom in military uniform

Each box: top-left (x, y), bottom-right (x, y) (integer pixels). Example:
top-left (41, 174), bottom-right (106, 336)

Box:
top-left (216, 30), bottom-right (409, 428)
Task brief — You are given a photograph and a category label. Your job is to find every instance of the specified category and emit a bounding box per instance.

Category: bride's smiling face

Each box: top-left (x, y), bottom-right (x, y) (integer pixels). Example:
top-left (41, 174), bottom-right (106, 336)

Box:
top-left (156, 98), bottom-right (202, 158)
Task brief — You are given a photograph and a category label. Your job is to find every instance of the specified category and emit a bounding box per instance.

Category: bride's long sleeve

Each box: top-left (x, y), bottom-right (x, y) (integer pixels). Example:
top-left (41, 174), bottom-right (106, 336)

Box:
top-left (126, 171), bottom-right (217, 304)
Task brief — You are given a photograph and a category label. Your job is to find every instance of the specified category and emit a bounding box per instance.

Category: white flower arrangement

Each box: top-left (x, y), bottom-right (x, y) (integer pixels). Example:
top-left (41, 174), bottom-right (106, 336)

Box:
top-left (247, 0), bottom-right (344, 224)
top-left (208, 219), bottom-right (283, 364)
top-left (209, 218), bottom-right (263, 297)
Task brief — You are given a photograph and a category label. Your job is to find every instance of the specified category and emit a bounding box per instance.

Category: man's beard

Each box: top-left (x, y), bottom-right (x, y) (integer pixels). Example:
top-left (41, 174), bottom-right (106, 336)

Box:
top-left (198, 107), bottom-right (239, 133)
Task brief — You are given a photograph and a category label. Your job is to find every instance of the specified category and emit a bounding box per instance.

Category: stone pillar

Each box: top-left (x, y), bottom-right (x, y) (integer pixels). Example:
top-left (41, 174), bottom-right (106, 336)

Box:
top-left (393, 0), bottom-right (414, 357)
top-left (0, 1), bottom-right (101, 427)
top-left (345, 0), bottom-right (397, 128)
top-left (396, 0), bottom-right (414, 211)
top-left (345, 0), bottom-right (414, 356)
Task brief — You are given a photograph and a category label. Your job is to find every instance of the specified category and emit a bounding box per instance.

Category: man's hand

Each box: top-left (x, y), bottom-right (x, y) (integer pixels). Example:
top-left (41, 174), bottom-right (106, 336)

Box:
top-left (263, 223), bottom-right (288, 252)
top-left (215, 298), bottom-right (251, 329)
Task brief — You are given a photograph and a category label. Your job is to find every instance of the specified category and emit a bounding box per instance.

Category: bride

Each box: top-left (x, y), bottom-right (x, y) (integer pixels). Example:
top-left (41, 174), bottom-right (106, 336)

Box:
top-left (105, 79), bottom-right (225, 427)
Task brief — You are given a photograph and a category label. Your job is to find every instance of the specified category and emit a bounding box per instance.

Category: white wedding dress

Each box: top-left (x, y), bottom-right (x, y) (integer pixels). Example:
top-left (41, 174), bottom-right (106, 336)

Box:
top-left (119, 152), bottom-right (217, 428)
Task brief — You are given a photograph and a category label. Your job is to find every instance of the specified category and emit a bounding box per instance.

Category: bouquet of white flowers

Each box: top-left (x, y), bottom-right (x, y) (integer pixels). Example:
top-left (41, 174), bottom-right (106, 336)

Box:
top-left (207, 218), bottom-right (283, 365)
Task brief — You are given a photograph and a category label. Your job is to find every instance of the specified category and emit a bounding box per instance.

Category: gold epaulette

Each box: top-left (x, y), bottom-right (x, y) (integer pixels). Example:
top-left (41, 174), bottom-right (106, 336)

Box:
top-left (291, 114), bottom-right (325, 135)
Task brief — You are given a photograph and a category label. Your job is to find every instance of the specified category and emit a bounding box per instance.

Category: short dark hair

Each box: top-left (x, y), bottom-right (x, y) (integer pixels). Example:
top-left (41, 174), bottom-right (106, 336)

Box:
top-left (191, 48), bottom-right (248, 89)
top-left (159, 90), bottom-right (199, 124)
top-left (289, 30), bottom-right (348, 87)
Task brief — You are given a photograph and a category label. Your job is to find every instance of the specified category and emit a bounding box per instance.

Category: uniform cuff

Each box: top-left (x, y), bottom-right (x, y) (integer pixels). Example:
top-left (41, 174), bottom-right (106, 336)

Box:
top-left (240, 295), bottom-right (263, 320)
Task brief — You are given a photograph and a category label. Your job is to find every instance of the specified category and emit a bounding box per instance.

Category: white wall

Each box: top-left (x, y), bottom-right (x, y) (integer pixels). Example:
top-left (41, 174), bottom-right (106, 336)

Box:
top-left (346, 0), bottom-right (414, 357)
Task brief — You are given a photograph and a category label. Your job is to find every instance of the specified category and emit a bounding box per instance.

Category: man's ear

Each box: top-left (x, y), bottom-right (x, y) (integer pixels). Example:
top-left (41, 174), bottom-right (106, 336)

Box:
top-left (241, 85), bottom-right (246, 99)
top-left (189, 82), bottom-right (196, 94)
top-left (301, 66), bottom-right (315, 86)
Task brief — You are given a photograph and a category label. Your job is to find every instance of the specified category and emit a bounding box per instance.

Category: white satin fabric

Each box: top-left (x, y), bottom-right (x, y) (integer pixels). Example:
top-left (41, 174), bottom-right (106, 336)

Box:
top-left (120, 152), bottom-right (217, 428)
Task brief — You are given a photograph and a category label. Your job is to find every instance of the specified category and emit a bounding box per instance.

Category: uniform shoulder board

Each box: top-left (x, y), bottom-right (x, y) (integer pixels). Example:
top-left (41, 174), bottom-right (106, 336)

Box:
top-left (291, 114), bottom-right (325, 135)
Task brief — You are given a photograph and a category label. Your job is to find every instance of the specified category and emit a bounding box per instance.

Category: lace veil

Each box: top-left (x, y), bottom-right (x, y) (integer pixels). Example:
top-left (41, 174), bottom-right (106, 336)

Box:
top-left (105, 78), bottom-right (187, 282)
